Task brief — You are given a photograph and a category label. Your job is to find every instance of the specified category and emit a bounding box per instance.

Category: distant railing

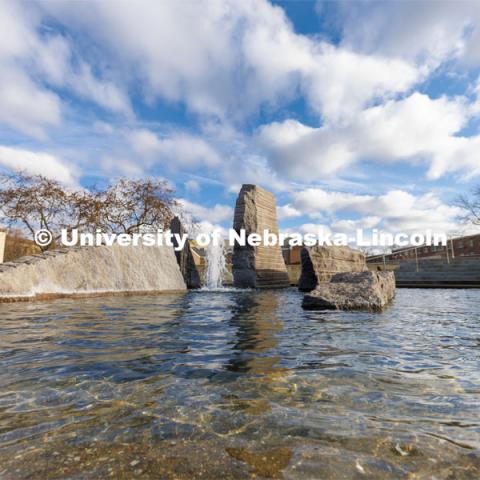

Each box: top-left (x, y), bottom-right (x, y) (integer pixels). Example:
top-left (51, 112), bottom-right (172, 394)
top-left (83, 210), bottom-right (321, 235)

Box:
top-left (366, 241), bottom-right (480, 273)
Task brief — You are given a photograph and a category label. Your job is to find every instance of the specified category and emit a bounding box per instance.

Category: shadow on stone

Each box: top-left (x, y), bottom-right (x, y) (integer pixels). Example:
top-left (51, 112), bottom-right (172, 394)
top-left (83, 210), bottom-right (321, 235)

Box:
top-left (171, 216), bottom-right (201, 289)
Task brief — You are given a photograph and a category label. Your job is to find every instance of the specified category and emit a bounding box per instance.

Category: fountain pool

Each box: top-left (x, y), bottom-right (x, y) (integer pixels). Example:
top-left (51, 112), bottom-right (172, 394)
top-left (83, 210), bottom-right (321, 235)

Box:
top-left (0, 288), bottom-right (479, 479)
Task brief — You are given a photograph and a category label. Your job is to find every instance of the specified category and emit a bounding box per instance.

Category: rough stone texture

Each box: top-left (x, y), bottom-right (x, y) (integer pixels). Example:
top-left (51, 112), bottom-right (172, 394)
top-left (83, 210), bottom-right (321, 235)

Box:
top-left (0, 244), bottom-right (186, 302)
top-left (170, 216), bottom-right (201, 289)
top-left (0, 231), bottom-right (5, 263)
top-left (298, 246), bottom-right (367, 292)
top-left (302, 270), bottom-right (396, 311)
top-left (232, 184), bottom-right (289, 288)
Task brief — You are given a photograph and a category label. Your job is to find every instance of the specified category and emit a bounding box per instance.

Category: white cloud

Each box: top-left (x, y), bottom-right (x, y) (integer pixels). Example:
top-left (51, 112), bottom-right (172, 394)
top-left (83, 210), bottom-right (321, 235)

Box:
top-left (196, 120), bottom-right (290, 193)
top-left (281, 223), bottom-right (332, 237)
top-left (257, 119), bottom-right (354, 178)
top-left (222, 154), bottom-right (289, 194)
top-left (304, 43), bottom-right (419, 122)
top-left (44, 0), bottom-right (250, 118)
top-left (0, 67), bottom-right (62, 139)
top-left (0, 0), bottom-right (478, 196)
top-left (277, 204), bottom-right (302, 219)
top-left (43, 0), bottom-right (420, 124)
top-left (101, 155), bottom-right (145, 178)
top-left (179, 199), bottom-right (233, 225)
top-left (184, 180), bottom-right (200, 193)
top-left (290, 188), bottom-right (371, 216)
top-left (335, 0), bottom-right (480, 68)
top-left (93, 121), bottom-right (115, 135)
top-left (0, 0), bottom-right (131, 140)
top-left (288, 187), bottom-right (463, 235)
top-left (193, 221), bottom-right (229, 238)
top-left (36, 38), bottom-right (132, 117)
top-left (258, 92), bottom-right (480, 180)
top-left (120, 124), bottom-right (286, 194)
top-left (0, 145), bottom-right (77, 185)
top-left (128, 129), bottom-right (221, 168)
top-left (332, 216), bottom-right (382, 233)
top-left (68, 62), bottom-right (132, 116)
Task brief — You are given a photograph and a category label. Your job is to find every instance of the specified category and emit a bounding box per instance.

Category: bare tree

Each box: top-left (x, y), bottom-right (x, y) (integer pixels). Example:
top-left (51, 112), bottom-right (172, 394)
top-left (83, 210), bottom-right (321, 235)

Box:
top-left (0, 172), bottom-right (179, 251)
top-left (455, 186), bottom-right (480, 226)
top-left (0, 172), bottom-right (73, 250)
top-left (98, 178), bottom-right (178, 233)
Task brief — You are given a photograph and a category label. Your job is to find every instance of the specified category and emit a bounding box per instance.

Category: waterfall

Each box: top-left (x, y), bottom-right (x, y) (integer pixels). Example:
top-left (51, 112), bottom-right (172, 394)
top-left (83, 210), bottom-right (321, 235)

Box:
top-left (204, 240), bottom-right (226, 289)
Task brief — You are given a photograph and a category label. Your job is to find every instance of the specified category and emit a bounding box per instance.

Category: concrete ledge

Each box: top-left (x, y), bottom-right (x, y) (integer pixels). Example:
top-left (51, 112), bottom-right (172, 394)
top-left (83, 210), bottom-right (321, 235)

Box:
top-left (0, 289), bottom-right (187, 304)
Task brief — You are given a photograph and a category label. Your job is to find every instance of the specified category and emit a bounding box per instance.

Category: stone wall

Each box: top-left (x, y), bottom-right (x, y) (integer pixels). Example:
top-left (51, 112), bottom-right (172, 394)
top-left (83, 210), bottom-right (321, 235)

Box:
top-left (0, 244), bottom-right (186, 302)
top-left (394, 256), bottom-right (480, 288)
top-left (299, 245), bottom-right (367, 292)
top-left (232, 184), bottom-right (289, 288)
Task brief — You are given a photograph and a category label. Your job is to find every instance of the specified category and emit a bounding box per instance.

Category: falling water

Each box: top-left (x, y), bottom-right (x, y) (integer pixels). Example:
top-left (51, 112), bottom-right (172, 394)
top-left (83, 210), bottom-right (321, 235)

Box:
top-left (204, 240), bottom-right (226, 289)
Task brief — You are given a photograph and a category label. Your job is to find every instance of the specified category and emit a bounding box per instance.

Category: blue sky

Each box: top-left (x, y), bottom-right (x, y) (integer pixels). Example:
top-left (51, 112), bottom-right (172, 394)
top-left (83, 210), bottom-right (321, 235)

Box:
top-left (1, 0), bottom-right (480, 241)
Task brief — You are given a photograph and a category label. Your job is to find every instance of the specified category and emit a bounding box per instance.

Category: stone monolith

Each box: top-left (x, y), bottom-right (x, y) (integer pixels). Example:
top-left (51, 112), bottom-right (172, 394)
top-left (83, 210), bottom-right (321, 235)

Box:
top-left (232, 185), bottom-right (289, 288)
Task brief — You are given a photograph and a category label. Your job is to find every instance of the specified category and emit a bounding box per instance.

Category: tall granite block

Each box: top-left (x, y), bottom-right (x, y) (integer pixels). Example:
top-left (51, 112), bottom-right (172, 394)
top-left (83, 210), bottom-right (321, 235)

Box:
top-left (298, 245), bottom-right (367, 292)
top-left (171, 216), bottom-right (201, 289)
top-left (232, 184), bottom-right (289, 288)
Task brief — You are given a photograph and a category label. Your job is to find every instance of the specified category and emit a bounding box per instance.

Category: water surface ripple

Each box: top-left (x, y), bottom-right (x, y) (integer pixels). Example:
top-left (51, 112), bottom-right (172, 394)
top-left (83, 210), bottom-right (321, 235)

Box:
top-left (0, 288), bottom-right (479, 478)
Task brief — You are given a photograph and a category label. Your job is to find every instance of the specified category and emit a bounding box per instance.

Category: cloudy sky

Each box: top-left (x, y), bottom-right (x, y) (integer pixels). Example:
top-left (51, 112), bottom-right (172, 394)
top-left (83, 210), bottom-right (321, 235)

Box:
top-left (1, 0), bottom-right (479, 240)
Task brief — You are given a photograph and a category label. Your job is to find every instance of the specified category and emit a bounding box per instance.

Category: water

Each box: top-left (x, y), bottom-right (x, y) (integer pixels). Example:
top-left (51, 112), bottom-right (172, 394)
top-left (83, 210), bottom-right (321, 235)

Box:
top-left (0, 289), bottom-right (479, 479)
top-left (204, 241), bottom-right (226, 289)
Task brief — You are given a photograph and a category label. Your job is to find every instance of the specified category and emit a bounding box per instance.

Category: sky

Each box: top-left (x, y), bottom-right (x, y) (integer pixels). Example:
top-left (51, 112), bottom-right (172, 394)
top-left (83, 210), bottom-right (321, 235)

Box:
top-left (1, 0), bottom-right (480, 243)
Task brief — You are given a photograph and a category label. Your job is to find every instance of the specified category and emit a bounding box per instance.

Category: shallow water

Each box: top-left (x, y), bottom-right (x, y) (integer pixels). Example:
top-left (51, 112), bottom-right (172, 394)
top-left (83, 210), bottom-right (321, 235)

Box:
top-left (0, 288), bottom-right (479, 479)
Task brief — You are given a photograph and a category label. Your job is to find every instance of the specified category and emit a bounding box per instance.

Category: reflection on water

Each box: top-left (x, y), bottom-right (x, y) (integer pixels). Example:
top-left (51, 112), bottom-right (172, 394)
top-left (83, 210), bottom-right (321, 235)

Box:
top-left (0, 289), bottom-right (480, 478)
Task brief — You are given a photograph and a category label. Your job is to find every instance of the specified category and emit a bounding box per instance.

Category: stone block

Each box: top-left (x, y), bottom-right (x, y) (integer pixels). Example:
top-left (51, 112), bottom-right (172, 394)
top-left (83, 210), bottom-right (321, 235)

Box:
top-left (299, 245), bottom-right (367, 292)
top-left (232, 185), bottom-right (289, 288)
top-left (302, 270), bottom-right (396, 311)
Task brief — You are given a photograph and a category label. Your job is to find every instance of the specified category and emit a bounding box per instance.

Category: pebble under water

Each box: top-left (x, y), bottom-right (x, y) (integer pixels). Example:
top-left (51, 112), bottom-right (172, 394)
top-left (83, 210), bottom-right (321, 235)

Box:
top-left (0, 288), bottom-right (479, 479)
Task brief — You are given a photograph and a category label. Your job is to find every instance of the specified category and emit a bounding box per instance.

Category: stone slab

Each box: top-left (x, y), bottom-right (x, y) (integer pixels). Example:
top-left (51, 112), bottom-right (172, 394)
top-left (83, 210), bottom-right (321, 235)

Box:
top-left (232, 184), bottom-right (289, 288)
top-left (299, 245), bottom-right (367, 292)
top-left (0, 244), bottom-right (186, 301)
top-left (302, 270), bottom-right (396, 311)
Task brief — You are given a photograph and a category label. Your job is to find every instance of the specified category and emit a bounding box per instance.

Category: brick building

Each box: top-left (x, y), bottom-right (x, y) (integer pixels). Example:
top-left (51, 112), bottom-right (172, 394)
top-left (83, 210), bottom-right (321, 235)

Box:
top-left (369, 233), bottom-right (480, 263)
